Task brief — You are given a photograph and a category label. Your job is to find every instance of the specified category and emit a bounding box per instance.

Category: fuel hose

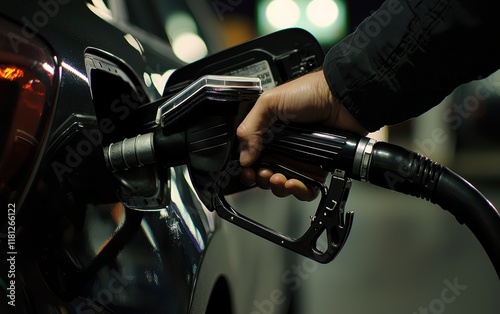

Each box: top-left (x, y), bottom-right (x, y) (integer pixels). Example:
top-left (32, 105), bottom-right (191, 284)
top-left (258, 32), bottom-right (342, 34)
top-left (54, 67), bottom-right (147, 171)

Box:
top-left (103, 122), bottom-right (500, 277)
top-left (265, 122), bottom-right (500, 278)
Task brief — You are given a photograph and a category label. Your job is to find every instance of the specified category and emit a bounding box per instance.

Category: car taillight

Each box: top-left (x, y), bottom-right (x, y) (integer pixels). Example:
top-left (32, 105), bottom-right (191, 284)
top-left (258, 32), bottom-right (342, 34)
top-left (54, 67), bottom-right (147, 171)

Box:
top-left (0, 17), bottom-right (57, 205)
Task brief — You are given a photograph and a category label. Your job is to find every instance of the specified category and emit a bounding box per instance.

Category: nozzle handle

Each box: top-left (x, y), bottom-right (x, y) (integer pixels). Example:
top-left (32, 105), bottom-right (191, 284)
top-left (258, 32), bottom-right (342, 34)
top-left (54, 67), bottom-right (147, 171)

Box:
top-left (265, 122), bottom-right (376, 180)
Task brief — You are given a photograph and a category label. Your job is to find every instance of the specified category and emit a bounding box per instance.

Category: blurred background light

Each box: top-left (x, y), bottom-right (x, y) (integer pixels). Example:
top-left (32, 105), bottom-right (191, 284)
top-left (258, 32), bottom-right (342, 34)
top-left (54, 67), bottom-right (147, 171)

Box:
top-left (266, 0), bottom-right (301, 29)
top-left (257, 0), bottom-right (347, 47)
top-left (306, 0), bottom-right (339, 27)
top-left (87, 0), bottom-right (112, 20)
top-left (171, 32), bottom-right (208, 63)
top-left (165, 11), bottom-right (208, 63)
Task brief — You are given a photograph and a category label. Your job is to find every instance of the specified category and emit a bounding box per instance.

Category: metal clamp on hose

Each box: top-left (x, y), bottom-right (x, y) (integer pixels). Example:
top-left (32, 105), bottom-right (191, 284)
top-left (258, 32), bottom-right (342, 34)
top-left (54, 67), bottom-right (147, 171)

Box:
top-left (102, 73), bottom-right (500, 277)
top-left (352, 137), bottom-right (377, 181)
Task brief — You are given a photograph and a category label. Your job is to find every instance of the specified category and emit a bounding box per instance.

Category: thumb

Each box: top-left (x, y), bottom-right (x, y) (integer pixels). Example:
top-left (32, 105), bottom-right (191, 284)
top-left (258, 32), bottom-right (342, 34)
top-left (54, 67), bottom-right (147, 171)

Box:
top-left (237, 93), bottom-right (276, 166)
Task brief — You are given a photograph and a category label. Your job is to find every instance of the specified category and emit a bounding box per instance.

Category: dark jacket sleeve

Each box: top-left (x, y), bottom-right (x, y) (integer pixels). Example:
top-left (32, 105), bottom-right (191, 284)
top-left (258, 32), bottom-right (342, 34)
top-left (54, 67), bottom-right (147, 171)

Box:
top-left (323, 0), bottom-right (500, 132)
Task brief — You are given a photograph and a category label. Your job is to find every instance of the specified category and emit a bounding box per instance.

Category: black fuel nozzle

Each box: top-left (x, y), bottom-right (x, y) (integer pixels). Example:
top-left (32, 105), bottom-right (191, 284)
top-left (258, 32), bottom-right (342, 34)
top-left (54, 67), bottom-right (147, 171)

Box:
top-left (263, 122), bottom-right (376, 181)
top-left (102, 75), bottom-right (500, 276)
top-left (101, 75), bottom-right (358, 263)
top-left (103, 129), bottom-right (185, 171)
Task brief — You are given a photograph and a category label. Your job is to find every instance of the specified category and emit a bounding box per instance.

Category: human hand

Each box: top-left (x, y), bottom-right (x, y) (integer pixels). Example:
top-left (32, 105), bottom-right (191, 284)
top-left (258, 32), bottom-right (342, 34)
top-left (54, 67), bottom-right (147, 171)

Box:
top-left (237, 69), bottom-right (368, 200)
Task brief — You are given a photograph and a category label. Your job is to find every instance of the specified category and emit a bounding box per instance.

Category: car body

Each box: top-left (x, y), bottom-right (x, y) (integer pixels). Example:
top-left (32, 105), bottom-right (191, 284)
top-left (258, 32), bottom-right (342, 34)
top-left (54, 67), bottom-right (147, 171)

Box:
top-left (0, 1), bottom-right (298, 313)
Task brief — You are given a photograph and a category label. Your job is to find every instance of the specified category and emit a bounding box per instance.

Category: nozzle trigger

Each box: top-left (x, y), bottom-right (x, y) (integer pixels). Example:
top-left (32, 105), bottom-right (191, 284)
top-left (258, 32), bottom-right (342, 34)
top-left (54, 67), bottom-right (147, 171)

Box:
top-left (212, 162), bottom-right (354, 264)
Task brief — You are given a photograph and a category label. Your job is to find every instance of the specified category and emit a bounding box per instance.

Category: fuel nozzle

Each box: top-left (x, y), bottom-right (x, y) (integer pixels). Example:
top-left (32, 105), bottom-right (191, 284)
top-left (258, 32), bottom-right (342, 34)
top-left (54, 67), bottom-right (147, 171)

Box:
top-left (103, 75), bottom-right (262, 173)
top-left (101, 75), bottom-right (500, 276)
top-left (103, 129), bottom-right (185, 171)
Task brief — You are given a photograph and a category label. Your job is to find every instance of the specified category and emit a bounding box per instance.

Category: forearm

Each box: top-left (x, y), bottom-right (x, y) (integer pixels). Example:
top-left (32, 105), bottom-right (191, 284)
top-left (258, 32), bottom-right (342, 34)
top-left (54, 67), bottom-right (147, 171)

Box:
top-left (324, 0), bottom-right (500, 132)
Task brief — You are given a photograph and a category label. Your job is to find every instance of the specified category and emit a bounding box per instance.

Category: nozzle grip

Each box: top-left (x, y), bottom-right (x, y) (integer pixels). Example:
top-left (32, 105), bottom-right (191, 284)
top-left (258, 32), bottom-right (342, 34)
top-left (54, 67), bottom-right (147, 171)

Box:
top-left (265, 122), bottom-right (372, 180)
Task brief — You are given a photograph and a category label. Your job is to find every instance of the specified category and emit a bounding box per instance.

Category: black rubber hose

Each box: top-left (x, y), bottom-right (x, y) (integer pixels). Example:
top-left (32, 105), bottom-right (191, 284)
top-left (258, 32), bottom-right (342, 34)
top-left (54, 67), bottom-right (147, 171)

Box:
top-left (432, 168), bottom-right (500, 277)
top-left (103, 123), bottom-right (500, 276)
top-left (368, 142), bottom-right (500, 278)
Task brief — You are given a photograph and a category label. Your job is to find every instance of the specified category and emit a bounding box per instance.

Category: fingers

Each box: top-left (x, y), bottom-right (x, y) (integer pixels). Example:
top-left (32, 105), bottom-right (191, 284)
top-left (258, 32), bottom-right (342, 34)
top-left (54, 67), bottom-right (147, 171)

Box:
top-left (237, 70), bottom-right (341, 167)
top-left (237, 93), bottom-right (275, 167)
top-left (255, 168), bottom-right (273, 190)
top-left (240, 167), bottom-right (256, 186)
top-left (236, 69), bottom-right (366, 202)
top-left (269, 173), bottom-right (291, 198)
top-left (241, 167), bottom-right (318, 201)
top-left (285, 179), bottom-right (319, 201)
top-left (268, 174), bottom-right (317, 201)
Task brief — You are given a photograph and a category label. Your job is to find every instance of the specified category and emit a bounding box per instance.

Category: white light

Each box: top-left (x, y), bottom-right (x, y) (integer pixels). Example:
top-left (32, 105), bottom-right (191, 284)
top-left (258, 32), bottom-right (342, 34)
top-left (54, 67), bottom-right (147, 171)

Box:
top-left (41, 62), bottom-right (54, 75)
top-left (61, 61), bottom-right (88, 84)
top-left (143, 72), bottom-right (152, 87)
top-left (165, 12), bottom-right (198, 40)
top-left (91, 0), bottom-right (111, 15)
top-left (124, 34), bottom-right (144, 54)
top-left (172, 33), bottom-right (208, 63)
top-left (165, 12), bottom-right (208, 63)
top-left (87, 0), bottom-right (112, 21)
top-left (306, 0), bottom-right (339, 28)
top-left (150, 69), bottom-right (174, 95)
top-left (266, 0), bottom-right (301, 29)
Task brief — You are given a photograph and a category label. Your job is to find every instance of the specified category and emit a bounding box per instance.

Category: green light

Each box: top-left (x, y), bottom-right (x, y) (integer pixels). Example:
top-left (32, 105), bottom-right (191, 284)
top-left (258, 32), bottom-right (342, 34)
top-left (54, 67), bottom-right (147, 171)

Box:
top-left (257, 0), bottom-right (348, 46)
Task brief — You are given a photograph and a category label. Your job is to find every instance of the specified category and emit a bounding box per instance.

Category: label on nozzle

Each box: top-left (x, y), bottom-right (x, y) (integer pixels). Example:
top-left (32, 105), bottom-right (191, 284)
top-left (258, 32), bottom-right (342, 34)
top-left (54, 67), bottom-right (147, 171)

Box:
top-left (224, 60), bottom-right (276, 90)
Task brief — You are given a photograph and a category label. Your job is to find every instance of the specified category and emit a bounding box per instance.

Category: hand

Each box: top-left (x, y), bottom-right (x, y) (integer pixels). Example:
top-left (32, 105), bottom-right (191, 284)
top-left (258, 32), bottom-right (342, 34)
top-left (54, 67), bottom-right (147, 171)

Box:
top-left (237, 69), bottom-right (368, 200)
top-left (240, 155), bottom-right (328, 201)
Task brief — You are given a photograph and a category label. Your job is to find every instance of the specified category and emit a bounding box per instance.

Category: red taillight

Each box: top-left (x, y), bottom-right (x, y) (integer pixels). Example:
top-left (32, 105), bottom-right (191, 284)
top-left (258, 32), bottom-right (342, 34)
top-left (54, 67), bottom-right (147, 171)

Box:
top-left (0, 18), bottom-right (57, 204)
top-left (0, 66), bottom-right (24, 80)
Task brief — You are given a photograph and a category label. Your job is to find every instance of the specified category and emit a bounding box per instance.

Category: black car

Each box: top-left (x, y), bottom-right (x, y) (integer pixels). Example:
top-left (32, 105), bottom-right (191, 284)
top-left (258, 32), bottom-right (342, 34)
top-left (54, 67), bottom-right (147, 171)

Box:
top-left (0, 1), bottom-right (300, 313)
top-left (3, 1), bottom-right (500, 314)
